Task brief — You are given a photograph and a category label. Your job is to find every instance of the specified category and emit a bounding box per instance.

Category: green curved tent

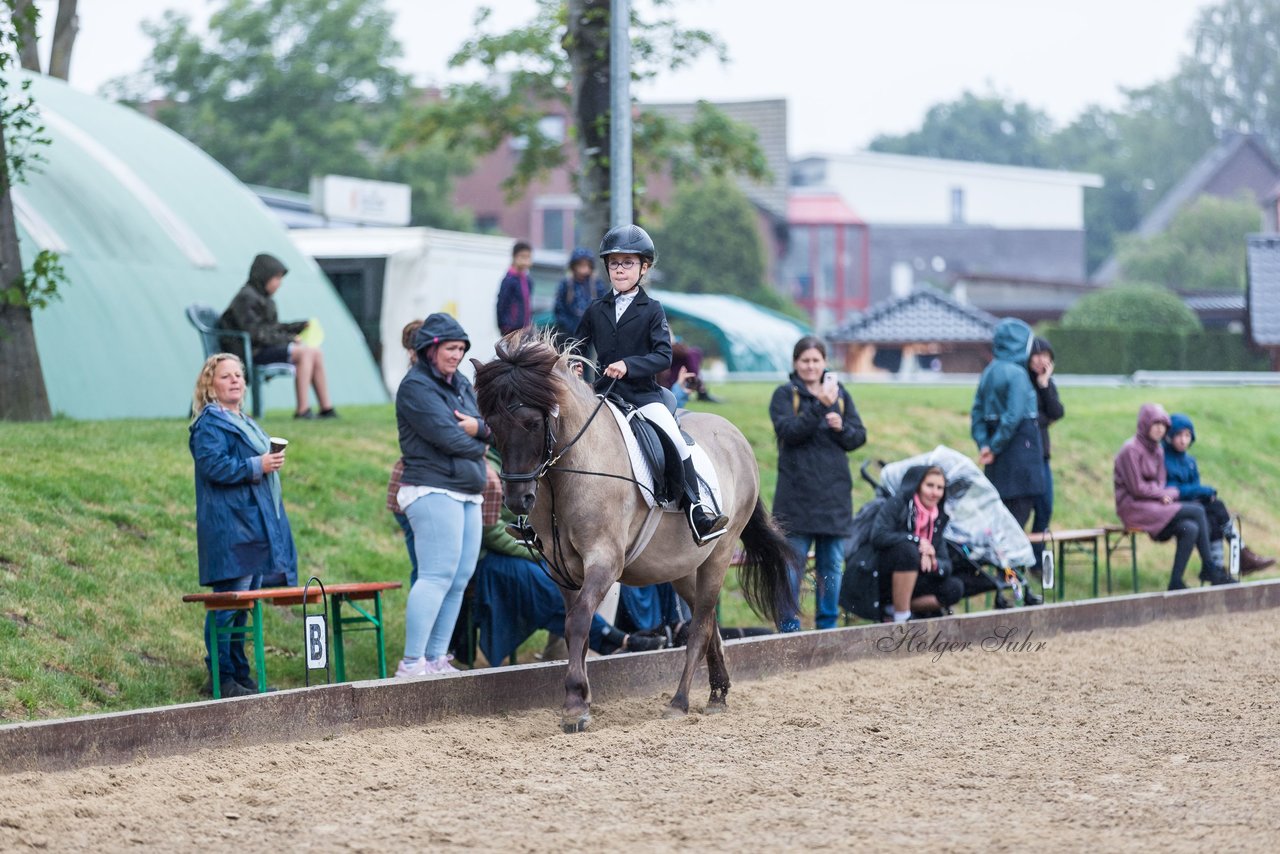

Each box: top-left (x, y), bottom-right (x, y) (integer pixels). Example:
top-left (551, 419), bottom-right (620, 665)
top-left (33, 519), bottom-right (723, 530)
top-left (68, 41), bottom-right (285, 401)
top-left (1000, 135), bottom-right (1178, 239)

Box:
top-left (9, 71), bottom-right (386, 419)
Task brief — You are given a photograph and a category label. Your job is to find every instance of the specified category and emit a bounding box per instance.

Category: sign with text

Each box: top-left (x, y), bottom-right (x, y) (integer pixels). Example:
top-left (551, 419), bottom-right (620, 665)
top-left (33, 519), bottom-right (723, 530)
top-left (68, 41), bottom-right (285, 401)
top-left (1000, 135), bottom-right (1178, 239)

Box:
top-left (305, 614), bottom-right (328, 670)
top-left (311, 174), bottom-right (411, 226)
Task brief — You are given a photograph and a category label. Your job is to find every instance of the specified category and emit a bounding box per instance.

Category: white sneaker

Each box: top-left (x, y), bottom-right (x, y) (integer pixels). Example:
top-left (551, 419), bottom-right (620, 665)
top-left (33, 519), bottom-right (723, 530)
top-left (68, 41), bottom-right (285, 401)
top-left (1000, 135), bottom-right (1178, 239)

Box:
top-left (394, 657), bottom-right (429, 678)
top-left (425, 654), bottom-right (459, 675)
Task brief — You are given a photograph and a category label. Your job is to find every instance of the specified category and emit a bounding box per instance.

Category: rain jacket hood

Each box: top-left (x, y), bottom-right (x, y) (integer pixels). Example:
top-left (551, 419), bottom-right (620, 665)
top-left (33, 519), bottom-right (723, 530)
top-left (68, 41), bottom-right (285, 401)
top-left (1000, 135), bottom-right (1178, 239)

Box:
top-left (246, 253), bottom-right (287, 295)
top-left (993, 318), bottom-right (1034, 364)
top-left (1167, 412), bottom-right (1196, 445)
top-left (1136, 403), bottom-right (1172, 451)
top-left (413, 312), bottom-right (471, 355)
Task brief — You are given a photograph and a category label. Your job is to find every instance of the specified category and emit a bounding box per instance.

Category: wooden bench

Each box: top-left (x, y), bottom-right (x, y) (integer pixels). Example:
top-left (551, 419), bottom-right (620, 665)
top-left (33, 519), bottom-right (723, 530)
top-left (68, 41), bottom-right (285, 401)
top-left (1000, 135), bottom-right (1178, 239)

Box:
top-left (1027, 528), bottom-right (1106, 599)
top-left (183, 581), bottom-right (401, 698)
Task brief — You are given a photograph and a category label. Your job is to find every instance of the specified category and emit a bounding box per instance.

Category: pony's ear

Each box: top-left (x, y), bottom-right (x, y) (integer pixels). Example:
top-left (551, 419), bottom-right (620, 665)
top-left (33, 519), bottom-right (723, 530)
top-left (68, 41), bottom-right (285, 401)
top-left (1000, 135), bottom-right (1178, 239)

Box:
top-left (469, 357), bottom-right (484, 373)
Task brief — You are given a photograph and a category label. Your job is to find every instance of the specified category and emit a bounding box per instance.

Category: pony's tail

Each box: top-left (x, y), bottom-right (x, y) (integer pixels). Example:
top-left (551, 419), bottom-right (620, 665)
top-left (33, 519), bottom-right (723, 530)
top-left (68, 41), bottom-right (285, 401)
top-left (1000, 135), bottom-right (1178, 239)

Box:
top-left (737, 498), bottom-right (798, 628)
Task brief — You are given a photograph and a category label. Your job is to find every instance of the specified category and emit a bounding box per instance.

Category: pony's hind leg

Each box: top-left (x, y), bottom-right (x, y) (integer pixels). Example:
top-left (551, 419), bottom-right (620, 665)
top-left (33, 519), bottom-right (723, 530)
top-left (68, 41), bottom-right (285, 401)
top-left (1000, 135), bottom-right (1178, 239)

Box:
top-left (665, 572), bottom-right (720, 718)
top-left (704, 617), bottom-right (730, 714)
top-left (560, 567), bottom-right (614, 733)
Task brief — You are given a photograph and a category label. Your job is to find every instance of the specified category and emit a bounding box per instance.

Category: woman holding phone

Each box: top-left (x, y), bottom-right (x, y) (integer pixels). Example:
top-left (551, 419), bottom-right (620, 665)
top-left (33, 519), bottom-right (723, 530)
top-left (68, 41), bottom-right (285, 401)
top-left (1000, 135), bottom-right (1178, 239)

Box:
top-left (189, 353), bottom-right (298, 697)
top-left (769, 336), bottom-right (867, 632)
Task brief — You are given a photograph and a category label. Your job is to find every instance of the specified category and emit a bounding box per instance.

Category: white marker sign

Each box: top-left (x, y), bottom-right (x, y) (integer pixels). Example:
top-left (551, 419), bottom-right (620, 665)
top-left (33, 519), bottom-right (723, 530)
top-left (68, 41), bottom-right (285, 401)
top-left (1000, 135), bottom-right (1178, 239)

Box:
top-left (305, 614), bottom-right (328, 670)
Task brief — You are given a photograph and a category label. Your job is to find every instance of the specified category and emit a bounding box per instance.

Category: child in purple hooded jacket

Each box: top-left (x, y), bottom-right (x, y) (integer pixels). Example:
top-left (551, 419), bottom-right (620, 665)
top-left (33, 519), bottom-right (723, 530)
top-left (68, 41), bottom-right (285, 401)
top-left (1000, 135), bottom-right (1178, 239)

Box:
top-left (1113, 403), bottom-right (1233, 590)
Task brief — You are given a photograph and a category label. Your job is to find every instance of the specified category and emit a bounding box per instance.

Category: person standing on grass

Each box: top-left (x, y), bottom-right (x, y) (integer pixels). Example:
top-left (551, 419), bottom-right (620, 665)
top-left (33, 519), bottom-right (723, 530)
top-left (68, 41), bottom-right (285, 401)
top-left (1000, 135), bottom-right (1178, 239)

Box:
top-left (970, 318), bottom-right (1044, 527)
top-left (1027, 336), bottom-right (1064, 568)
top-left (219, 253), bottom-right (337, 420)
top-left (553, 247), bottom-right (607, 344)
top-left (394, 313), bottom-right (490, 678)
top-left (189, 353), bottom-right (297, 698)
top-left (769, 336), bottom-right (867, 632)
top-left (496, 241), bottom-right (535, 336)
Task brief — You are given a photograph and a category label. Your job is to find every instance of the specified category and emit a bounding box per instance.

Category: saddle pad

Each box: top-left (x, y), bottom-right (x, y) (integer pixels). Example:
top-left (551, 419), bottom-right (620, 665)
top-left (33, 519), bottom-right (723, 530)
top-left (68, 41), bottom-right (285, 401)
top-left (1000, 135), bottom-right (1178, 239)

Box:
top-left (603, 399), bottom-right (722, 512)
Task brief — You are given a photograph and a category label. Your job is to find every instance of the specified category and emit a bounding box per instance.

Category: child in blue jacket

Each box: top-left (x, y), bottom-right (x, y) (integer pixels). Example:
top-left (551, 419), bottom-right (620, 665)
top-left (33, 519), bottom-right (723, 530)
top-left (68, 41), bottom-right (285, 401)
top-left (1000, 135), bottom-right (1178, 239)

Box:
top-left (1164, 413), bottom-right (1274, 575)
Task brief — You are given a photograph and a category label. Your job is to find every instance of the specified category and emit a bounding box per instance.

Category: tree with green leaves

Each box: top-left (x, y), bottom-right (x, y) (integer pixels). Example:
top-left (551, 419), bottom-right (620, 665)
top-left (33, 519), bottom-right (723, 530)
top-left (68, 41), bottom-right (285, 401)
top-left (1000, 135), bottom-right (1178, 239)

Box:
top-left (13, 0), bottom-right (78, 80)
top-left (1191, 0), bottom-right (1280, 154)
top-left (1061, 283), bottom-right (1202, 332)
top-left (1, 0), bottom-right (68, 421)
top-left (111, 0), bottom-right (470, 229)
top-left (1115, 193), bottom-right (1260, 291)
top-left (869, 90), bottom-right (1053, 167)
top-left (650, 177), bottom-right (803, 319)
top-left (401, 0), bottom-right (769, 247)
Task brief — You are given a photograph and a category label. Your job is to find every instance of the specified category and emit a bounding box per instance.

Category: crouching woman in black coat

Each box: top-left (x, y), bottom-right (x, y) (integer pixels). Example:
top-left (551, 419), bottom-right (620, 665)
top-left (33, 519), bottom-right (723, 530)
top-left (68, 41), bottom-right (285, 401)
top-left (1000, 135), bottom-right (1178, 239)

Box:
top-left (871, 465), bottom-right (964, 622)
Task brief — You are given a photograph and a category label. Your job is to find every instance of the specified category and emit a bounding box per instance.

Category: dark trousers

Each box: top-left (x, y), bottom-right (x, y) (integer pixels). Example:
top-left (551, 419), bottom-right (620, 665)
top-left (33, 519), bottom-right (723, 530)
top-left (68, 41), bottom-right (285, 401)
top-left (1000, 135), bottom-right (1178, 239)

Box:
top-left (1030, 461), bottom-right (1054, 564)
top-left (1196, 496), bottom-right (1232, 541)
top-left (1154, 503), bottom-right (1215, 585)
top-left (1003, 496), bottom-right (1035, 528)
top-left (203, 573), bottom-right (262, 680)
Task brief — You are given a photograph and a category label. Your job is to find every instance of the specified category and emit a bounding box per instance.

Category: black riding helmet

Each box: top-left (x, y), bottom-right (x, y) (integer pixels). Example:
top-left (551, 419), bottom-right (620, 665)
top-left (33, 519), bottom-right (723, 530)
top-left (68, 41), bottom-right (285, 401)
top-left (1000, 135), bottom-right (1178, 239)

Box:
top-left (598, 224), bottom-right (657, 265)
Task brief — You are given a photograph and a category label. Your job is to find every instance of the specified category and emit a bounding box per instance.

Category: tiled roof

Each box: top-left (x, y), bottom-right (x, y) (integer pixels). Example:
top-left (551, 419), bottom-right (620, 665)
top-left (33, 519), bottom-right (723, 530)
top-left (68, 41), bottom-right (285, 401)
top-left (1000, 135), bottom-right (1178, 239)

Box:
top-left (1247, 235), bottom-right (1280, 346)
top-left (1095, 134), bottom-right (1279, 283)
top-left (829, 287), bottom-right (1000, 344)
top-left (1182, 293), bottom-right (1246, 312)
top-left (789, 189), bottom-right (865, 226)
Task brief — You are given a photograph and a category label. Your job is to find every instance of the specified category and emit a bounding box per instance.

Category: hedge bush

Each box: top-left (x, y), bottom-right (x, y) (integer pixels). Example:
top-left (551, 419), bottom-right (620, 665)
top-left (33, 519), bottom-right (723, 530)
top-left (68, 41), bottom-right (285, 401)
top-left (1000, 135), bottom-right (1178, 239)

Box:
top-left (1040, 326), bottom-right (1269, 373)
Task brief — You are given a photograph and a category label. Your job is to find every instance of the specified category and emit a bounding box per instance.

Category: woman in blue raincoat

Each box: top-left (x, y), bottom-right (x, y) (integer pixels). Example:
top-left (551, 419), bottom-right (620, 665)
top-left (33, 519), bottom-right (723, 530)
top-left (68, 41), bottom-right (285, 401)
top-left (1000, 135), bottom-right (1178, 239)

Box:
top-left (189, 353), bottom-right (298, 697)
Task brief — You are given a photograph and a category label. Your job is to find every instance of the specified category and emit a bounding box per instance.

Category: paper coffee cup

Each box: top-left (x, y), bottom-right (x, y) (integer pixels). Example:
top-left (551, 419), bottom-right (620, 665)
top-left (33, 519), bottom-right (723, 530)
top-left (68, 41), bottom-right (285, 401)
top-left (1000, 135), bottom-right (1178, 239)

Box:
top-left (269, 437), bottom-right (288, 454)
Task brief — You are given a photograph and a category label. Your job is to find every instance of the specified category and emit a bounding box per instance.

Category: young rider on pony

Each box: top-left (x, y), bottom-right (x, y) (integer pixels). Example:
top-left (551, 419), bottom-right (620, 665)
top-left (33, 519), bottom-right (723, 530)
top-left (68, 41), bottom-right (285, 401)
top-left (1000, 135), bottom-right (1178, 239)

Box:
top-left (572, 224), bottom-right (729, 545)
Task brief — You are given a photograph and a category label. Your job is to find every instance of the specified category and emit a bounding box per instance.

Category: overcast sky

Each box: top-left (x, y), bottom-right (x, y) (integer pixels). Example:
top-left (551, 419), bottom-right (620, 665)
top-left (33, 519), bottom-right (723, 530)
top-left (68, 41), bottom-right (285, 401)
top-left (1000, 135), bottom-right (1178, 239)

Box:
top-left (52, 0), bottom-right (1214, 155)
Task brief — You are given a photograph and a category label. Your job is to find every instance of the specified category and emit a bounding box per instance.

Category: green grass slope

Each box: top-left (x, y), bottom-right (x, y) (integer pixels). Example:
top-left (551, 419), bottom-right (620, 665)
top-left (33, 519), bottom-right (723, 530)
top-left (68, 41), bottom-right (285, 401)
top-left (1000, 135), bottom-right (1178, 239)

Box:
top-left (1, 384), bottom-right (1276, 722)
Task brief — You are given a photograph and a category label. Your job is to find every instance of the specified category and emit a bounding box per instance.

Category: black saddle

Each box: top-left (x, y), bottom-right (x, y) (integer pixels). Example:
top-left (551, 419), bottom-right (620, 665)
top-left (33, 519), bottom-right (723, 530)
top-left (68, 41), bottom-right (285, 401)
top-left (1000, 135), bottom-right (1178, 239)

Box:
top-left (606, 388), bottom-right (692, 505)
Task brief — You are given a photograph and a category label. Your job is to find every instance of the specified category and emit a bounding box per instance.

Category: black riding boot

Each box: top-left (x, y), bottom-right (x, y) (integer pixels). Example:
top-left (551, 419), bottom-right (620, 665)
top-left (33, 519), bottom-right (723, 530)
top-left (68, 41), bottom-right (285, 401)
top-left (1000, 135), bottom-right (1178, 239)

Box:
top-left (681, 457), bottom-right (728, 545)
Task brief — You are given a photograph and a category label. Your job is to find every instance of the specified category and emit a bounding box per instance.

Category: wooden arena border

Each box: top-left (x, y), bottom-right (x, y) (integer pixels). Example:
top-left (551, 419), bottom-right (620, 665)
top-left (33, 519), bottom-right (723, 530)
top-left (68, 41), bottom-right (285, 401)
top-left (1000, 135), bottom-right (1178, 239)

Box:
top-left (3, 580), bottom-right (1279, 774)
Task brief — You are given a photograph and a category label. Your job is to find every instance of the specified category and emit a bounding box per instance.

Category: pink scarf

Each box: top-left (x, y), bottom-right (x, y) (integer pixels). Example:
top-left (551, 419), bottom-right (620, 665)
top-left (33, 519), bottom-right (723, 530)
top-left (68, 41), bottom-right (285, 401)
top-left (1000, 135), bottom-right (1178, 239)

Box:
top-left (912, 494), bottom-right (938, 542)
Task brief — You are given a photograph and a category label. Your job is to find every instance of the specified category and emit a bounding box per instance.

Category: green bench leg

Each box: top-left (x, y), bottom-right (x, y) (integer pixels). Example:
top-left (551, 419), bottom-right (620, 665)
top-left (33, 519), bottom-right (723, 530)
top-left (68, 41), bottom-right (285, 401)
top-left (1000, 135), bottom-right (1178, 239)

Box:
top-left (1129, 533), bottom-right (1139, 593)
top-left (374, 592), bottom-right (387, 679)
top-left (252, 600), bottom-right (266, 693)
top-left (209, 602), bottom-right (265, 698)
top-left (332, 596), bottom-right (347, 684)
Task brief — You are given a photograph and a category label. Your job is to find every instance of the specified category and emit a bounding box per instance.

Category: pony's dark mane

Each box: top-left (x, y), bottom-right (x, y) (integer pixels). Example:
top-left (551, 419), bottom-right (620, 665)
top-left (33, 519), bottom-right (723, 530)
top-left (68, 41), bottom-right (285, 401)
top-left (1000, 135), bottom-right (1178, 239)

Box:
top-left (474, 330), bottom-right (569, 421)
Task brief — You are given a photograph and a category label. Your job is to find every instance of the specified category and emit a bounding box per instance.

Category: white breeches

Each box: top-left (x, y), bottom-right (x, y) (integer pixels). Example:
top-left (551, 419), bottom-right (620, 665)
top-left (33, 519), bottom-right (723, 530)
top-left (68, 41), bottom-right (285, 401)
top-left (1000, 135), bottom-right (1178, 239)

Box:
top-left (638, 401), bottom-right (691, 461)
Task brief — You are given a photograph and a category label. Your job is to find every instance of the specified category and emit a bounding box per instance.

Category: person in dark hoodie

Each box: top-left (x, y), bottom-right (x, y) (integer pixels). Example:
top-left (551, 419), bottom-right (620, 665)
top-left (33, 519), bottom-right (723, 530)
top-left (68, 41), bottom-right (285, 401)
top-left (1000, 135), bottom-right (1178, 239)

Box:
top-left (769, 335), bottom-right (867, 632)
top-left (870, 465), bottom-right (963, 622)
top-left (1027, 336), bottom-right (1064, 566)
top-left (393, 313), bottom-right (492, 678)
top-left (189, 353), bottom-right (298, 697)
top-left (219, 253), bottom-right (336, 419)
top-left (970, 318), bottom-right (1044, 526)
top-left (1163, 412), bottom-right (1275, 575)
top-left (1114, 403), bottom-right (1233, 589)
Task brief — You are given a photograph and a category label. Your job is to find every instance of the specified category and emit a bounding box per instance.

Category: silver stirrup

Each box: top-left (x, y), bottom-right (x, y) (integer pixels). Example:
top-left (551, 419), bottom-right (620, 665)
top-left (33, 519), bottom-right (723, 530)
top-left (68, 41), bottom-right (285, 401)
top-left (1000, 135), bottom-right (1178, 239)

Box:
top-left (688, 502), bottom-right (728, 546)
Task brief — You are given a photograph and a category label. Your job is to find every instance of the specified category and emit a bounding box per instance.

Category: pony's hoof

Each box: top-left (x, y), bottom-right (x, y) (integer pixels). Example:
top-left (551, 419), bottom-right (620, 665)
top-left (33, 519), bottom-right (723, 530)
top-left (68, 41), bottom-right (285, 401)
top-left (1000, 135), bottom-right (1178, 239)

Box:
top-left (705, 700), bottom-right (728, 715)
top-left (561, 713), bottom-right (591, 733)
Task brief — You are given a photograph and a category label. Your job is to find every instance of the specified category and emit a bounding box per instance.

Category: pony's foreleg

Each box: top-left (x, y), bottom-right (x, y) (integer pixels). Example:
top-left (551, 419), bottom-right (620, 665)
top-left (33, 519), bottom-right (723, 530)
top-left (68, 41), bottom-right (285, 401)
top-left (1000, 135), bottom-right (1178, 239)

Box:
top-left (560, 567), bottom-right (614, 733)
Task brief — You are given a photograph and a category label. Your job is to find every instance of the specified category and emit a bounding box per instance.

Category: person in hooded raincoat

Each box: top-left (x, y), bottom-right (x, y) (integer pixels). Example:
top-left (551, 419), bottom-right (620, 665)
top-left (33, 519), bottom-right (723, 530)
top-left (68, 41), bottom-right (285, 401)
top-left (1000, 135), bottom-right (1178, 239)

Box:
top-left (970, 318), bottom-right (1044, 526)
top-left (219, 252), bottom-right (336, 419)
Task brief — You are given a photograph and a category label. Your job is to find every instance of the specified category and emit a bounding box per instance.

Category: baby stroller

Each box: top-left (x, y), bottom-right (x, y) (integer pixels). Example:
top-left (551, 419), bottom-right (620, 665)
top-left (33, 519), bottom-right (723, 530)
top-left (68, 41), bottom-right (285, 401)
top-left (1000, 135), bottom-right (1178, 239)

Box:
top-left (842, 445), bottom-right (1043, 621)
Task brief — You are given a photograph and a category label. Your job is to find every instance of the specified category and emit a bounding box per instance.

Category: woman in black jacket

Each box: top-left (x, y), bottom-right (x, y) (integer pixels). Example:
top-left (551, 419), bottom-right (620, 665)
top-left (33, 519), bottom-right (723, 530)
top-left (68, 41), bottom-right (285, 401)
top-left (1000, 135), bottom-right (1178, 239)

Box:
top-left (394, 313), bottom-right (492, 678)
top-left (871, 465), bottom-right (964, 622)
top-left (1028, 337), bottom-right (1064, 566)
top-left (769, 336), bottom-right (867, 632)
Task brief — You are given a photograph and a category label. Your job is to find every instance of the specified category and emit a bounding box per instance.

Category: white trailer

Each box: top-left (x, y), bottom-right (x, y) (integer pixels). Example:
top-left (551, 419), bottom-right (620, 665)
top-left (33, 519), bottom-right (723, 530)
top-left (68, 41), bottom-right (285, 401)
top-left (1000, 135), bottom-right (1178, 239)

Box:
top-left (290, 227), bottom-right (511, 393)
